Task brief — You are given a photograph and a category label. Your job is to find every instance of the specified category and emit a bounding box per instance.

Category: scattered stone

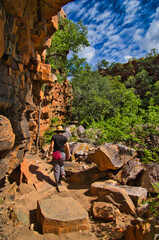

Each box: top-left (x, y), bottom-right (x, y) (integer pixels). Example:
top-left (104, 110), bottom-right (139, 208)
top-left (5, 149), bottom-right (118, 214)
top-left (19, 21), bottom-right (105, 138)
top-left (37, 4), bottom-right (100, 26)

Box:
top-left (17, 183), bottom-right (35, 195)
top-left (77, 125), bottom-right (85, 135)
top-left (41, 144), bottom-right (50, 158)
top-left (87, 143), bottom-right (137, 171)
top-left (125, 218), bottom-right (156, 240)
top-left (64, 125), bottom-right (78, 140)
top-left (4, 182), bottom-right (18, 201)
top-left (0, 158), bottom-right (9, 180)
top-left (63, 129), bottom-right (72, 140)
top-left (9, 205), bottom-right (29, 226)
top-left (114, 159), bottom-right (145, 185)
top-left (141, 163), bottom-right (159, 193)
top-left (72, 142), bottom-right (93, 160)
top-left (92, 202), bottom-right (120, 221)
top-left (37, 197), bottom-right (90, 234)
top-left (137, 203), bottom-right (149, 218)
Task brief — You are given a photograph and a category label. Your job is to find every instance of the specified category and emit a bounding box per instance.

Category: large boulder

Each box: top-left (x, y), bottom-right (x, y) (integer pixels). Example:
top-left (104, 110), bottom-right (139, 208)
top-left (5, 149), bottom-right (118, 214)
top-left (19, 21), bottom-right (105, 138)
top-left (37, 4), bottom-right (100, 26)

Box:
top-left (90, 181), bottom-right (147, 207)
top-left (90, 182), bottom-right (136, 215)
top-left (87, 143), bottom-right (137, 171)
top-left (114, 159), bottom-right (145, 185)
top-left (37, 197), bottom-right (90, 234)
top-left (0, 115), bottom-right (15, 152)
top-left (0, 115), bottom-right (15, 179)
top-left (141, 163), bottom-right (159, 193)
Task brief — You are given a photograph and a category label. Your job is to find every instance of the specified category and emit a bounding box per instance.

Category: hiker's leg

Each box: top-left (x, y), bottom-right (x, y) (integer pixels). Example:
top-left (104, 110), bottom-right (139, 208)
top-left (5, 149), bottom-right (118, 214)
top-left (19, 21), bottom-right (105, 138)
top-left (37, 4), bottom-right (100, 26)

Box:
top-left (59, 152), bottom-right (66, 176)
top-left (53, 161), bottom-right (61, 185)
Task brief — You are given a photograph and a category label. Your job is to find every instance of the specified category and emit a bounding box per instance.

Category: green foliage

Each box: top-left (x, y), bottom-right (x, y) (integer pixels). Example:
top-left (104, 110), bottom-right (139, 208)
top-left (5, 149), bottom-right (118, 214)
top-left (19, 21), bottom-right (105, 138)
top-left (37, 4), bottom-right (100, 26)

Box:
top-left (97, 59), bottom-right (109, 70)
top-left (44, 117), bottom-right (59, 144)
top-left (71, 69), bottom-right (141, 124)
top-left (66, 54), bottom-right (91, 78)
top-left (71, 59), bottom-right (159, 162)
top-left (147, 183), bottom-right (159, 217)
top-left (46, 17), bottom-right (90, 82)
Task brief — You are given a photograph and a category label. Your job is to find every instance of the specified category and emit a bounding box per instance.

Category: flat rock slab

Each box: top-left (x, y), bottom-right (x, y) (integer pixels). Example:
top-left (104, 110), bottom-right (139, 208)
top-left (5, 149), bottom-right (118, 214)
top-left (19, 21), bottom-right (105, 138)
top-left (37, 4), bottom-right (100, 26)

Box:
top-left (37, 197), bottom-right (90, 234)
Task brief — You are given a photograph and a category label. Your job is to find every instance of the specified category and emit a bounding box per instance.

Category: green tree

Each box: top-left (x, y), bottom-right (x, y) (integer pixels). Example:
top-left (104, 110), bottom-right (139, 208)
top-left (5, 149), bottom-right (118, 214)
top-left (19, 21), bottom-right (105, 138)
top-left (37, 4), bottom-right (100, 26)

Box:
top-left (46, 17), bottom-right (90, 81)
top-left (71, 69), bottom-right (140, 124)
top-left (97, 59), bottom-right (109, 70)
top-left (66, 54), bottom-right (91, 78)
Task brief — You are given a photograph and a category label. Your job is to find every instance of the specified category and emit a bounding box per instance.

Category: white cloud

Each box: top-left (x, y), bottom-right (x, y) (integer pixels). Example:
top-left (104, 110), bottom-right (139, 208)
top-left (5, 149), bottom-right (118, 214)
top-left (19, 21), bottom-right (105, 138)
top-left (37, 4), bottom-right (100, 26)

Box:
top-left (123, 0), bottom-right (141, 24)
top-left (78, 46), bottom-right (96, 63)
top-left (142, 7), bottom-right (159, 51)
top-left (64, 0), bottom-right (159, 65)
top-left (80, 2), bottom-right (99, 21)
top-left (64, 0), bottom-right (86, 14)
top-left (96, 10), bottom-right (111, 22)
top-left (133, 28), bottom-right (144, 42)
top-left (124, 55), bottom-right (133, 61)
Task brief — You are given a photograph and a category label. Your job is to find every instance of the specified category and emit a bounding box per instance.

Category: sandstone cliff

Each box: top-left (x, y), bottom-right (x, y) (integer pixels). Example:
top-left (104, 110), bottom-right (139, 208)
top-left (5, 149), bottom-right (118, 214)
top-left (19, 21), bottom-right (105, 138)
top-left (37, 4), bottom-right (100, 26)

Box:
top-left (0, 0), bottom-right (73, 180)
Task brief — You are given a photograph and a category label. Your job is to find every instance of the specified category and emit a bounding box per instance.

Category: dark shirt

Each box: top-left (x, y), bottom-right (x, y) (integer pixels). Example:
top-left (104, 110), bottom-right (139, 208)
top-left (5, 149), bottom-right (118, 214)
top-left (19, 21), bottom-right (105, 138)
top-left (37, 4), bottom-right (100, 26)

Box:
top-left (51, 134), bottom-right (67, 153)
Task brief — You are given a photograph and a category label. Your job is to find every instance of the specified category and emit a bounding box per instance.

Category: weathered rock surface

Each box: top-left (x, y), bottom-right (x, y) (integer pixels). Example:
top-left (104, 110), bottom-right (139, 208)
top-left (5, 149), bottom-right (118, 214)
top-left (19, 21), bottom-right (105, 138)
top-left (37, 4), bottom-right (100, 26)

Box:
top-left (37, 197), bottom-right (90, 234)
top-left (72, 142), bottom-right (93, 160)
top-left (0, 151), bottom-right (158, 240)
top-left (9, 205), bottom-right (29, 226)
top-left (87, 143), bottom-right (137, 171)
top-left (141, 163), bottom-right (159, 193)
top-left (92, 202), bottom-right (120, 221)
top-left (119, 186), bottom-right (147, 206)
top-left (66, 166), bottom-right (107, 188)
top-left (0, 115), bottom-right (16, 179)
top-left (0, 115), bottom-right (15, 152)
top-left (90, 180), bottom-right (147, 207)
top-left (114, 159), bottom-right (145, 185)
top-left (90, 182), bottom-right (136, 215)
top-left (125, 218), bottom-right (156, 240)
top-left (0, 0), bottom-right (73, 179)
top-left (77, 125), bottom-right (85, 135)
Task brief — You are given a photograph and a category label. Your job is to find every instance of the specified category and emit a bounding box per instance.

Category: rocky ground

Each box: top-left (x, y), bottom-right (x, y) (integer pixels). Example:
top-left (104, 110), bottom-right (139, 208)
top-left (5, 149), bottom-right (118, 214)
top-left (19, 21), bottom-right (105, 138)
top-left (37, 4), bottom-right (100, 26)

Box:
top-left (0, 152), bottom-right (127, 240)
top-left (0, 145), bottom-right (158, 240)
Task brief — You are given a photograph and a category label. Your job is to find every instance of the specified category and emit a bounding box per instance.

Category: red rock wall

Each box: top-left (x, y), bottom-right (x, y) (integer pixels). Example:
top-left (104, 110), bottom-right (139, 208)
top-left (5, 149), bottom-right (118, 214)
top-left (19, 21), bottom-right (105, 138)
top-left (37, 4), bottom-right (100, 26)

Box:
top-left (100, 56), bottom-right (159, 82)
top-left (0, 0), bottom-right (73, 180)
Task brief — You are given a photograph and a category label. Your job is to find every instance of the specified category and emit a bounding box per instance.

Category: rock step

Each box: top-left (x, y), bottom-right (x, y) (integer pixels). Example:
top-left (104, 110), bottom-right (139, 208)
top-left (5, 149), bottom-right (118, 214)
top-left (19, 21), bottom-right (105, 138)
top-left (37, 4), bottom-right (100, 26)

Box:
top-left (20, 158), bottom-right (54, 188)
top-left (37, 197), bottom-right (90, 234)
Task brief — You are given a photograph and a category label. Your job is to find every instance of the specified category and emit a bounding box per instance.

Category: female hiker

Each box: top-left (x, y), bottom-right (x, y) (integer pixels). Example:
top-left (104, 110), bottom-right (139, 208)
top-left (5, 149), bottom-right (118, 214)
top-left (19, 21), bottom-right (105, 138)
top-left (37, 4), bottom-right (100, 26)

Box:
top-left (49, 125), bottom-right (70, 187)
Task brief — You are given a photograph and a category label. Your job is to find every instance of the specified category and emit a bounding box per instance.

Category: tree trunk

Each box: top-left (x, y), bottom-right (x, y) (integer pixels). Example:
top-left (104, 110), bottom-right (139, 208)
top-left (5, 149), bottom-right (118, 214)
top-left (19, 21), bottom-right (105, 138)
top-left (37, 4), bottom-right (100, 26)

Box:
top-left (36, 101), bottom-right (42, 154)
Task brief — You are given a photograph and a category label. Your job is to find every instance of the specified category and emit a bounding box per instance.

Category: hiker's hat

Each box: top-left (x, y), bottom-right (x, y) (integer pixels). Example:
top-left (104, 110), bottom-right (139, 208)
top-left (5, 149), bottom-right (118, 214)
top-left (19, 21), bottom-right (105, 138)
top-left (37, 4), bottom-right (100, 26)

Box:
top-left (54, 125), bottom-right (65, 133)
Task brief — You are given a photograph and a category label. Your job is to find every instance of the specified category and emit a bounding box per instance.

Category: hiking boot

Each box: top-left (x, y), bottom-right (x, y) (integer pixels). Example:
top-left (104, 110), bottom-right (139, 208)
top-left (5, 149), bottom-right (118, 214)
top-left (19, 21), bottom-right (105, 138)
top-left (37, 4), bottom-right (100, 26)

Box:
top-left (61, 175), bottom-right (66, 181)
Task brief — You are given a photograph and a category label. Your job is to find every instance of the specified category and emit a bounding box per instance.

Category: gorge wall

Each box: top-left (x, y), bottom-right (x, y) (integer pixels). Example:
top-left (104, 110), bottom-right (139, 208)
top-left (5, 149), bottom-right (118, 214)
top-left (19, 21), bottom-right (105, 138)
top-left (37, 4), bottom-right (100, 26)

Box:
top-left (0, 0), bottom-right (73, 180)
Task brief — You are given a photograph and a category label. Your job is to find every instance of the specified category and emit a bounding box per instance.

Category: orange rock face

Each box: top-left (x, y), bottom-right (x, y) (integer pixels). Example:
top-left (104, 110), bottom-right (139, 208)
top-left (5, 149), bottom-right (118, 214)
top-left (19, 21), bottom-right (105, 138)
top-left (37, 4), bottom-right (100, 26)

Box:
top-left (0, 0), bottom-right (73, 179)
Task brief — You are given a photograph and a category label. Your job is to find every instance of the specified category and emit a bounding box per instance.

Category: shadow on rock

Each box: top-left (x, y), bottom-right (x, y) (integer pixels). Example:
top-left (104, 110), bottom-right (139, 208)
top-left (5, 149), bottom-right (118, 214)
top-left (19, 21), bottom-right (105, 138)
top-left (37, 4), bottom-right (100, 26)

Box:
top-left (29, 165), bottom-right (56, 187)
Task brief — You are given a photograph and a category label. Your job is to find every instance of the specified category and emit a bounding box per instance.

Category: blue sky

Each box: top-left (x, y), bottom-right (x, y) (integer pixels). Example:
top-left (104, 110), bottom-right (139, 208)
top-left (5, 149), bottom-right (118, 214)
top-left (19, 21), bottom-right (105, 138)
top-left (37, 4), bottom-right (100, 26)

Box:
top-left (63, 0), bottom-right (159, 67)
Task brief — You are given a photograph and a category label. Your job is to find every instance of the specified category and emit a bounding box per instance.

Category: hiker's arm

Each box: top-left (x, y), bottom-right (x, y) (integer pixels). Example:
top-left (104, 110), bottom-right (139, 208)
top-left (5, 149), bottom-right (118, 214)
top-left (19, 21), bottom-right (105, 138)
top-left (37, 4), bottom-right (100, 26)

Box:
top-left (49, 141), bottom-right (54, 156)
top-left (65, 142), bottom-right (70, 160)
